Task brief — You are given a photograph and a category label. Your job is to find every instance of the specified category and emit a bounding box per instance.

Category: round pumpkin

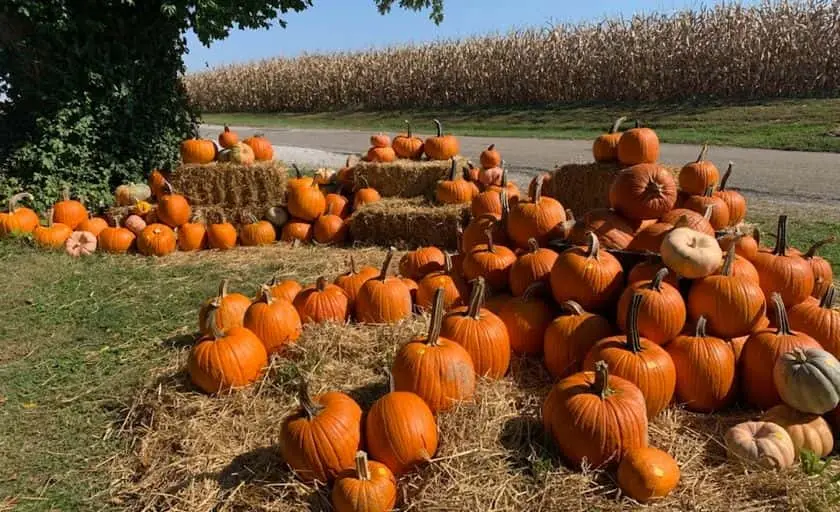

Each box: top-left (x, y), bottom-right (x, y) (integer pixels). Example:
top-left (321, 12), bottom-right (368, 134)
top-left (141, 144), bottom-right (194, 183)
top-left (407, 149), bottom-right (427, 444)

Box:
top-left (436, 158), bottom-right (479, 205)
top-left (682, 186), bottom-right (730, 231)
top-left (660, 224), bottom-right (723, 279)
top-left (287, 181), bottom-right (326, 222)
top-left (415, 253), bottom-right (466, 312)
top-left (715, 162), bottom-right (747, 226)
top-left (773, 347), bottom-right (840, 415)
top-left (313, 208), bottom-right (348, 245)
top-left (124, 214), bottom-right (147, 236)
top-left (98, 216), bottom-right (136, 254)
top-left (399, 246), bottom-right (446, 281)
top-left (543, 360), bottom-right (648, 468)
top-left (331, 451), bottom-right (397, 512)
top-left (294, 276), bottom-right (349, 324)
top-left (33, 212), bottom-right (73, 250)
top-left (761, 404), bottom-right (834, 458)
top-left (392, 288), bottom-right (476, 412)
top-left (0, 192), bottom-right (39, 237)
top-left (509, 238), bottom-right (558, 296)
top-left (198, 279), bottom-right (251, 335)
top-left (496, 283), bottom-right (554, 355)
top-left (180, 137), bottom-right (216, 164)
top-left (550, 232), bottom-right (624, 311)
top-left (77, 217), bottom-right (108, 238)
top-left (592, 116), bottom-right (627, 163)
top-left (177, 220), bottom-right (208, 251)
top-left (423, 119), bottom-right (459, 160)
top-left (718, 228), bottom-right (760, 262)
top-left (355, 248), bottom-right (413, 324)
top-left (617, 122), bottom-right (660, 166)
top-left (392, 121), bottom-right (424, 159)
top-left (244, 285), bottom-right (302, 355)
top-left (370, 133), bottom-right (391, 148)
top-left (52, 188), bottom-right (88, 230)
top-left (751, 215), bottom-right (814, 307)
top-left (137, 223), bottom-right (176, 257)
top-left (724, 421), bottom-right (795, 469)
top-left (506, 175), bottom-right (566, 249)
top-left (616, 268), bottom-right (685, 345)
top-left (659, 207), bottom-right (716, 237)
top-left (462, 230), bottom-right (517, 292)
top-left (480, 143), bottom-right (502, 169)
top-left (366, 145), bottom-right (396, 163)
top-left (353, 179), bottom-right (381, 210)
top-left (544, 301), bottom-right (614, 380)
top-left (240, 215), bottom-right (276, 246)
top-left (609, 163), bottom-right (677, 221)
top-left (334, 256), bottom-right (379, 310)
top-left (243, 134), bottom-right (274, 161)
top-left (208, 217), bottom-right (239, 249)
top-left (280, 219), bottom-right (312, 244)
top-left (788, 285), bottom-right (840, 358)
top-left (679, 144), bottom-right (719, 195)
top-left (627, 257), bottom-right (679, 288)
top-left (156, 182), bottom-right (191, 228)
top-left (266, 277), bottom-right (302, 304)
top-left (617, 446), bottom-right (680, 503)
top-left (218, 125), bottom-right (238, 149)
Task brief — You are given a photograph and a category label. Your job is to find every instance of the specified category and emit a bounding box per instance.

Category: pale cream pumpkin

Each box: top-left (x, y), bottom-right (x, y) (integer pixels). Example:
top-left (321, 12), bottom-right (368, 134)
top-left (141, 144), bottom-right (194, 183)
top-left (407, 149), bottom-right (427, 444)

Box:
top-left (761, 404), bottom-right (834, 458)
top-left (660, 225), bottom-right (723, 279)
top-left (773, 347), bottom-right (840, 415)
top-left (724, 421), bottom-right (796, 469)
top-left (115, 183), bottom-right (152, 206)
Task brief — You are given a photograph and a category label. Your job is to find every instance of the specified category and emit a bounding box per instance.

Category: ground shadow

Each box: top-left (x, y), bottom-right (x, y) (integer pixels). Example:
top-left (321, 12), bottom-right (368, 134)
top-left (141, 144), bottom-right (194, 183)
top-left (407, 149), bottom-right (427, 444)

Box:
top-left (161, 331), bottom-right (199, 349)
top-left (347, 380), bottom-right (389, 410)
top-left (498, 415), bottom-right (557, 476)
top-left (218, 446), bottom-right (288, 490)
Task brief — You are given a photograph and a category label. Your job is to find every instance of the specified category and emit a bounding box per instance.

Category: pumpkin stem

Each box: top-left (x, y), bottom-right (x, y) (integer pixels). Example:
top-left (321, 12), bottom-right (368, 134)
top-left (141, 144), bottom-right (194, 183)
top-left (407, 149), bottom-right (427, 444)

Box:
top-left (384, 366), bottom-right (395, 393)
top-left (625, 292), bottom-right (644, 353)
top-left (292, 164), bottom-right (303, 179)
top-left (719, 162), bottom-right (734, 191)
top-left (112, 214), bottom-right (122, 228)
top-left (433, 119), bottom-right (443, 137)
top-left (696, 144), bottom-right (709, 163)
top-left (466, 277), bottom-right (486, 319)
top-left (447, 157), bottom-right (458, 181)
top-left (223, 125), bottom-right (231, 133)
top-left (820, 285), bottom-right (836, 310)
top-left (257, 284), bottom-right (273, 304)
top-left (217, 279), bottom-right (230, 298)
top-left (378, 248), bottom-right (395, 280)
top-left (521, 282), bottom-right (544, 302)
top-left (533, 174), bottom-right (544, 203)
top-left (487, 143), bottom-right (495, 152)
top-left (771, 292), bottom-right (792, 336)
top-left (354, 451), bottom-right (371, 481)
top-left (500, 189), bottom-right (510, 228)
top-left (695, 316), bottom-right (708, 337)
top-left (527, 238), bottom-right (540, 254)
top-left (484, 229), bottom-right (495, 253)
top-left (45, 208), bottom-right (55, 228)
top-left (703, 185), bottom-right (715, 197)
top-left (61, 186), bottom-right (71, 202)
top-left (609, 116), bottom-right (627, 134)
top-left (648, 267), bottom-right (670, 291)
top-left (455, 224), bottom-right (464, 251)
top-left (8, 192), bottom-right (34, 213)
top-left (348, 256), bottom-right (358, 275)
top-left (443, 252), bottom-right (453, 273)
top-left (297, 378), bottom-right (325, 420)
top-left (805, 236), bottom-right (835, 259)
top-left (592, 360), bottom-right (614, 399)
top-left (404, 120), bottom-right (412, 138)
top-left (501, 165), bottom-right (508, 188)
top-left (634, 120), bottom-right (641, 129)
top-left (205, 299), bottom-right (225, 340)
top-left (162, 180), bottom-right (175, 196)
top-left (772, 215), bottom-right (788, 257)
top-left (720, 244), bottom-right (736, 276)
top-left (584, 231), bottom-right (600, 259)
top-left (426, 288), bottom-right (446, 346)
top-left (316, 276), bottom-right (327, 292)
top-left (702, 204), bottom-right (715, 221)
top-left (560, 300), bottom-right (586, 316)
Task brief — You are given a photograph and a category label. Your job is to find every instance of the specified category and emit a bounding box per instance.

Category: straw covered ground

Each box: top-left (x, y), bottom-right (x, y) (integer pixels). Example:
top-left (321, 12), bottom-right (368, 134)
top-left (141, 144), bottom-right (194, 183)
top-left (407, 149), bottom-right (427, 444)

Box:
top-left (349, 197), bottom-right (469, 250)
top-left (110, 315), bottom-right (839, 511)
top-left (167, 161), bottom-right (288, 207)
top-left (548, 162), bottom-right (680, 216)
top-left (352, 157), bottom-right (469, 198)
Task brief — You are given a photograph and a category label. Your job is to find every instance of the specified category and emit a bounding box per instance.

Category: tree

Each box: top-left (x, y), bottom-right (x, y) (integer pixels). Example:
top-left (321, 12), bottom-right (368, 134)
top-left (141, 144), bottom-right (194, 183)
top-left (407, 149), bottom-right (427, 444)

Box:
top-left (0, 1), bottom-right (444, 208)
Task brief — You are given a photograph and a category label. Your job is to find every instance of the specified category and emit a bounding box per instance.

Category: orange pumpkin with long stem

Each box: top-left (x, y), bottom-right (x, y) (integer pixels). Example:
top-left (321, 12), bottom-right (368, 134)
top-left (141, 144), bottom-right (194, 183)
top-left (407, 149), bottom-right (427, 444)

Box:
top-left (365, 373), bottom-right (438, 475)
top-left (331, 451), bottom-right (397, 512)
top-left (0, 192), bottom-right (39, 236)
top-left (543, 360), bottom-right (648, 468)
top-left (683, 186), bottom-right (730, 231)
top-left (788, 285), bottom-right (840, 358)
top-left (33, 210), bottom-right (73, 249)
top-left (441, 277), bottom-right (511, 379)
top-left (436, 157), bottom-right (479, 204)
top-left (392, 288), bottom-right (476, 412)
top-left (617, 121), bottom-right (660, 166)
top-left (462, 229), bottom-right (517, 291)
top-left (715, 162), bottom-right (747, 226)
top-left (550, 232), bottom-right (624, 311)
top-left (244, 284), bottom-right (302, 355)
top-left (584, 292), bottom-right (677, 418)
top-left (334, 256), bottom-right (379, 308)
top-left (740, 293), bottom-right (822, 409)
top-left (294, 276), bottom-right (349, 324)
top-left (198, 279), bottom-right (251, 335)
top-left (617, 268), bottom-right (685, 346)
top-left (802, 237), bottom-right (835, 300)
top-left (666, 316), bottom-right (736, 412)
top-left (188, 301), bottom-right (267, 394)
top-left (98, 216), bottom-right (136, 254)
top-left (355, 248), bottom-right (413, 324)
top-left (679, 144), bottom-right (719, 195)
top-left (752, 215), bottom-right (814, 307)
top-left (423, 119), bottom-right (459, 160)
top-left (507, 175), bottom-right (566, 249)
top-left (279, 378), bottom-right (362, 482)
top-left (392, 120), bottom-right (424, 159)
top-left (287, 180), bottom-right (326, 222)
top-left (415, 253), bottom-right (466, 311)
top-left (544, 300), bottom-right (614, 380)
top-left (509, 238), bottom-right (558, 296)
top-left (592, 116), bottom-right (627, 163)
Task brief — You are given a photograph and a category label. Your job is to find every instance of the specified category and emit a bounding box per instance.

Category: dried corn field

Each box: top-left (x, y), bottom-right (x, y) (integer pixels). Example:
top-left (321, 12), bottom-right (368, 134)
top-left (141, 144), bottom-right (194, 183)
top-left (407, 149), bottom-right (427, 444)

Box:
top-left (187, 1), bottom-right (840, 113)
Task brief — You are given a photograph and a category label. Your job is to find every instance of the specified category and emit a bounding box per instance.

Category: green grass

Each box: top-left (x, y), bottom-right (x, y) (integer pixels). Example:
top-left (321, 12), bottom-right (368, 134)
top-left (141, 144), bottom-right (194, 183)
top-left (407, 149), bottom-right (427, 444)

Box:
top-left (0, 218), bottom-right (837, 510)
top-left (202, 97), bottom-right (840, 153)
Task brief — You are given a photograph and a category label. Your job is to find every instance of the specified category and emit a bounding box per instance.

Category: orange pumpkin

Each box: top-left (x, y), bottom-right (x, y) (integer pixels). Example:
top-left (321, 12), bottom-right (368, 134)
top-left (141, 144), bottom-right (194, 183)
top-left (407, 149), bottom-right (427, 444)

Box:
top-left (198, 280), bottom-right (252, 335)
top-left (788, 285), bottom-right (840, 359)
top-left (156, 182), bottom-right (191, 228)
top-left (294, 276), bottom-right (349, 324)
top-left (280, 219), bottom-right (313, 244)
top-left (509, 238), bottom-right (558, 296)
top-left (480, 143), bottom-right (502, 169)
top-left (592, 116), bottom-right (627, 163)
top-left (331, 451), bottom-right (397, 512)
top-left (496, 283), bottom-right (554, 355)
top-left (659, 207), bottom-right (716, 237)
top-left (287, 181), bottom-right (326, 222)
top-left (207, 217), bottom-right (238, 249)
top-left (355, 248), bottom-right (413, 324)
top-left (682, 186), bottom-right (730, 231)
top-left (544, 300), bottom-right (614, 380)
top-left (77, 217), bottom-right (108, 238)
top-left (568, 208), bottom-right (637, 251)
top-left (370, 133), bottom-right (391, 148)
top-left (617, 446), bottom-right (680, 502)
top-left (715, 162), bottom-right (747, 226)
top-left (392, 121), bottom-right (425, 159)
top-left (678, 144), bottom-right (719, 195)
top-left (149, 167), bottom-right (169, 200)
top-left (352, 178), bottom-right (381, 210)
top-left (334, 256), bottom-right (379, 309)
top-left (0, 192), bottom-right (39, 236)
top-left (366, 145), bottom-right (397, 163)
top-left (803, 237), bottom-right (835, 300)
top-left (751, 215), bottom-right (814, 307)
top-left (627, 257), bottom-right (680, 288)
top-left (617, 122), bottom-right (660, 166)
top-left (718, 228), bottom-right (760, 262)
top-left (98, 216), bottom-right (136, 254)
top-left (324, 193), bottom-right (350, 219)
top-left (399, 246), bottom-right (446, 281)
top-left (266, 277), bottom-right (303, 304)
top-left (243, 134), bottom-right (274, 161)
top-left (137, 223), bottom-right (176, 256)
top-left (180, 137), bottom-right (217, 164)
top-left (312, 206), bottom-right (348, 245)
top-left (462, 230), bottom-right (517, 292)
top-left (240, 215), bottom-right (276, 246)
top-left (609, 163), bottom-right (677, 221)
top-left (617, 268), bottom-right (685, 345)
top-left (33, 210), bottom-right (72, 249)
top-left (506, 175), bottom-right (566, 249)
top-left (52, 188), bottom-right (88, 229)
top-left (436, 158), bottom-right (479, 205)
top-left (217, 125), bottom-right (238, 149)
top-left (244, 285), bottom-right (302, 354)
top-left (550, 232), bottom-right (624, 311)
top-left (423, 119), bottom-right (459, 160)
top-left (177, 219), bottom-right (208, 251)
top-left (415, 253), bottom-right (466, 311)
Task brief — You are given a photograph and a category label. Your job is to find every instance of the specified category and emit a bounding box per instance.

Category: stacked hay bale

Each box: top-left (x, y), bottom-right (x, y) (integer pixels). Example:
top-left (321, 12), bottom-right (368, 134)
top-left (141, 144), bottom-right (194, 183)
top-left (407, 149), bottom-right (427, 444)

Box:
top-left (352, 157), bottom-right (469, 198)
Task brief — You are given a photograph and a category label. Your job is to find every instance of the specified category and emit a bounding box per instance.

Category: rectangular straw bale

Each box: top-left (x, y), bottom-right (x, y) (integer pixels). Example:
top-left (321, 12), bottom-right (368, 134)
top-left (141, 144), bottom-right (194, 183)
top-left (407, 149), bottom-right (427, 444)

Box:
top-left (167, 161), bottom-right (288, 207)
top-left (349, 197), bottom-right (469, 250)
top-left (352, 157), bottom-right (468, 198)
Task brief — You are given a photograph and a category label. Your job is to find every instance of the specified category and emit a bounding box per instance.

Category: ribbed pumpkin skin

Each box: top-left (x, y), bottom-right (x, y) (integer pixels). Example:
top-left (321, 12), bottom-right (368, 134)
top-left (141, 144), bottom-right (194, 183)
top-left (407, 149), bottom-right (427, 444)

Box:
top-left (627, 222), bottom-right (672, 253)
top-left (365, 391), bottom-right (438, 475)
top-left (177, 222), bottom-right (207, 251)
top-left (268, 279), bottom-right (302, 303)
top-left (356, 277), bottom-right (412, 324)
top-left (157, 191), bottom-right (191, 228)
top-left (788, 287), bottom-right (840, 358)
top-left (724, 421), bottom-right (796, 469)
top-left (550, 233), bottom-right (624, 311)
top-left (462, 241), bottom-right (517, 292)
top-left (331, 452), bottom-right (397, 512)
top-left (279, 388), bottom-right (362, 483)
top-left (334, 260), bottom-right (379, 309)
top-left (399, 247), bottom-right (446, 281)
top-left (137, 223), bottom-right (177, 256)
top-left (761, 404), bottom-right (834, 458)
top-left (207, 221), bottom-right (238, 249)
top-left (751, 216), bottom-right (814, 306)
top-left (392, 122), bottom-right (424, 159)
top-left (544, 301), bottom-right (614, 380)
top-left (609, 163), bottom-right (677, 220)
top-left (441, 278), bottom-right (511, 379)
top-left (592, 118), bottom-right (626, 162)
top-left (240, 219), bottom-right (276, 246)
top-left (568, 208), bottom-right (636, 251)
top-left (462, 215), bottom-right (508, 252)
top-left (679, 145), bottom-right (719, 195)
top-left (287, 184), bottom-right (326, 222)
top-left (543, 363), bottom-right (648, 468)
top-left (187, 327), bottom-right (267, 394)
top-left (666, 318), bottom-right (736, 412)
top-left (687, 258), bottom-right (767, 339)
top-left (509, 239), bottom-right (558, 296)
top-left (198, 281), bottom-right (251, 335)
top-left (415, 262), bottom-right (465, 312)
top-left (244, 290), bottom-right (302, 355)
top-left (683, 191), bottom-right (730, 231)
top-left (722, 254), bottom-right (760, 284)
top-left (773, 347), bottom-right (840, 415)
top-left (617, 126), bottom-right (660, 166)
top-left (243, 135), bottom-right (274, 161)
top-left (617, 447), bottom-right (681, 503)
top-left (659, 208), bottom-right (715, 237)
top-left (180, 138), bottom-right (216, 164)
top-left (34, 222), bottom-right (73, 249)
top-left (506, 192), bottom-right (566, 249)
top-left (294, 278), bottom-right (349, 324)
top-left (53, 195), bottom-right (89, 230)
top-left (616, 269), bottom-right (686, 346)
top-left (98, 225), bottom-right (136, 254)
top-left (423, 120), bottom-right (459, 160)
top-left (496, 288), bottom-right (554, 355)
top-left (718, 231), bottom-right (759, 262)
top-left (280, 220), bottom-right (313, 243)
top-left (741, 295), bottom-right (822, 410)
top-left (627, 260), bottom-right (679, 288)
top-left (583, 293), bottom-right (676, 418)
top-left (313, 214), bottom-right (347, 245)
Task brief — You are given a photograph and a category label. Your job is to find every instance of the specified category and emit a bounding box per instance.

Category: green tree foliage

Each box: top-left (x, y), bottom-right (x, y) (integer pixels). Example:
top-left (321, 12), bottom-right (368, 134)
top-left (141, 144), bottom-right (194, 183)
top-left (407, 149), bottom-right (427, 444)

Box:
top-left (0, 1), bottom-right (443, 209)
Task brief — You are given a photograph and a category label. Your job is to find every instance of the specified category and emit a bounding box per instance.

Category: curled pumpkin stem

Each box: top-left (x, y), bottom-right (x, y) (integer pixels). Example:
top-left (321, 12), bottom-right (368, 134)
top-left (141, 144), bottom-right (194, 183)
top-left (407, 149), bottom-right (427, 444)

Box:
top-left (297, 378), bottom-right (325, 420)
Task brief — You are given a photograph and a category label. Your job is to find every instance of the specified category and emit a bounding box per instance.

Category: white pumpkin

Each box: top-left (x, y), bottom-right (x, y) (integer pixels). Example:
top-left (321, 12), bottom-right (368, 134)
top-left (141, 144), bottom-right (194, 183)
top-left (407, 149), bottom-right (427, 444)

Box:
top-left (773, 347), bottom-right (840, 415)
top-left (761, 404), bottom-right (834, 458)
top-left (660, 225), bottom-right (723, 279)
top-left (725, 421), bottom-right (795, 469)
top-left (115, 183), bottom-right (152, 206)
top-left (265, 206), bottom-right (289, 229)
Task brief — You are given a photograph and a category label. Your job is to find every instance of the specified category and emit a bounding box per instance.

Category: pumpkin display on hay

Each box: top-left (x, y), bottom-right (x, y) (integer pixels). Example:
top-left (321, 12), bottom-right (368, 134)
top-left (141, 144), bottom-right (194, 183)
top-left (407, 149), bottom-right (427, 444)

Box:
top-left (166, 160), bottom-right (288, 207)
top-left (351, 156), bottom-right (470, 198)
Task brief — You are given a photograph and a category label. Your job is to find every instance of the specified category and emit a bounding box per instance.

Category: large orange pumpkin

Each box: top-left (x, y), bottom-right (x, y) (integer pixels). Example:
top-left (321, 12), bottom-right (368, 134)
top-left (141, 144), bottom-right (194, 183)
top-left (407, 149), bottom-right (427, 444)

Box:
top-left (788, 285), bottom-right (840, 358)
top-left (509, 238), bottom-right (558, 296)
top-left (544, 300), bottom-right (614, 380)
top-left (287, 181), bottom-right (326, 222)
top-left (198, 279), bottom-right (251, 335)
top-left (616, 268), bottom-right (685, 346)
top-left (137, 223), bottom-right (176, 256)
top-left (415, 253), bottom-right (466, 311)
top-left (294, 276), bottom-right (349, 324)
top-left (609, 163), bottom-right (677, 221)
top-left (355, 248), bottom-right (413, 324)
top-left (584, 292), bottom-right (677, 418)
top-left (33, 211), bottom-right (73, 249)
top-left (751, 215), bottom-right (814, 307)
top-left (156, 182), bottom-right (191, 228)
top-left (506, 175), bottom-right (566, 249)
top-left (334, 256), bottom-right (379, 310)
top-left (180, 137), bottom-right (217, 164)
top-left (617, 446), bottom-right (680, 503)
top-left (52, 188), bottom-right (88, 229)
top-left (678, 144), bottom-right (719, 195)
top-left (462, 230), bottom-right (517, 291)
top-left (550, 232), bottom-right (624, 311)
top-left (617, 122), bottom-right (660, 166)
top-left (243, 134), bottom-right (274, 161)
top-left (207, 217), bottom-right (238, 249)
top-left (715, 162), bottom-right (747, 226)
top-left (98, 216), bottom-right (136, 254)
top-left (399, 246), bottom-right (446, 281)
top-left (177, 219), bottom-right (207, 251)
top-left (543, 360), bottom-right (648, 468)
top-left (244, 285), bottom-right (302, 355)
top-left (436, 158), bottom-right (479, 205)
top-left (682, 186), bottom-right (730, 231)
top-left (496, 284), bottom-right (553, 355)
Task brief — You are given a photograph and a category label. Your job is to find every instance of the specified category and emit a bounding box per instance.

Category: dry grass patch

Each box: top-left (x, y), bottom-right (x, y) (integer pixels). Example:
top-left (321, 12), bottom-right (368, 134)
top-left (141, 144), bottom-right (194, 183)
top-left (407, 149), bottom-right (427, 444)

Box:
top-left (167, 161), bottom-right (288, 207)
top-left (111, 318), bottom-right (840, 511)
top-left (349, 197), bottom-right (469, 250)
top-left (353, 157), bottom-right (468, 198)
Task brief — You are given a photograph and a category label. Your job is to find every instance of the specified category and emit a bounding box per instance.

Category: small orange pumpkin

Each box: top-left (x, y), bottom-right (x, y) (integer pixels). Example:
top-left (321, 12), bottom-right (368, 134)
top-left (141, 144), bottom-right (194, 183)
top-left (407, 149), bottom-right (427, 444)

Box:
top-left (423, 119), bottom-right (459, 160)
top-left (179, 137), bottom-right (217, 164)
top-left (137, 223), bottom-right (177, 257)
top-left (0, 192), bottom-right (39, 236)
top-left (392, 121), bottom-right (425, 159)
top-left (243, 134), bottom-right (274, 161)
top-left (592, 116), bottom-right (627, 163)
top-left (218, 125), bottom-right (239, 149)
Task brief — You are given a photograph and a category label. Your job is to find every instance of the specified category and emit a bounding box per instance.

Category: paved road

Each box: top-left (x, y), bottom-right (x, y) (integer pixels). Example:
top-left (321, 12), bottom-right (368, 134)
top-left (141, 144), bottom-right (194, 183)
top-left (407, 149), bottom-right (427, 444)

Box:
top-left (201, 124), bottom-right (840, 217)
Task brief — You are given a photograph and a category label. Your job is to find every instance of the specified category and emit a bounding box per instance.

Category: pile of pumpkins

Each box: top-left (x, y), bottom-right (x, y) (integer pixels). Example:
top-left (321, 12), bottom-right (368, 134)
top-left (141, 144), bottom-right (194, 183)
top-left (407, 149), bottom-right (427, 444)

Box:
top-left (179, 126), bottom-right (839, 508)
top-left (180, 126), bottom-right (275, 165)
top-left (361, 119), bottom-right (460, 163)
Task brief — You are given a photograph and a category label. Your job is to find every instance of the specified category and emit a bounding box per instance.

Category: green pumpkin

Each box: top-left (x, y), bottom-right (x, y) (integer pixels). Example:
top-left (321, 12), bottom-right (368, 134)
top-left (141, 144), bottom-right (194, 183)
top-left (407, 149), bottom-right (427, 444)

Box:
top-left (773, 347), bottom-right (840, 414)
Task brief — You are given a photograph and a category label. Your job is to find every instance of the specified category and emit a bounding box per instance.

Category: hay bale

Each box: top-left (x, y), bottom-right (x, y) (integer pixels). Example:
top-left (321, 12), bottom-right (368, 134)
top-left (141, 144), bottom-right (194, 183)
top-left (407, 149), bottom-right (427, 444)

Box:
top-left (167, 161), bottom-right (288, 207)
top-left (352, 156), bottom-right (469, 198)
top-left (349, 197), bottom-right (469, 250)
top-left (547, 162), bottom-right (680, 216)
